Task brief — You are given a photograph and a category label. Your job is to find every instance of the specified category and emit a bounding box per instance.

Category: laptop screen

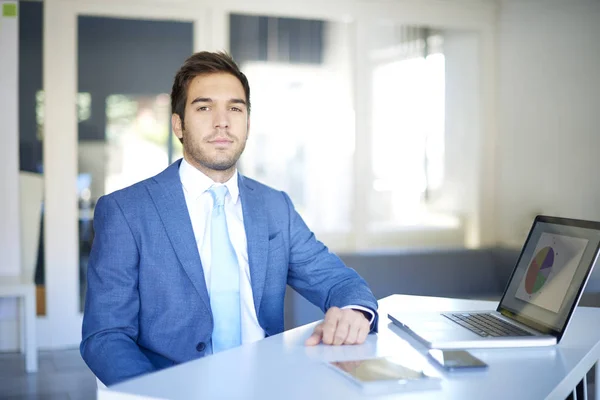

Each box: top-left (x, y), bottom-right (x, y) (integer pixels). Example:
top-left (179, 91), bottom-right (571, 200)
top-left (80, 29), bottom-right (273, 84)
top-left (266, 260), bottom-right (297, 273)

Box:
top-left (498, 216), bottom-right (600, 337)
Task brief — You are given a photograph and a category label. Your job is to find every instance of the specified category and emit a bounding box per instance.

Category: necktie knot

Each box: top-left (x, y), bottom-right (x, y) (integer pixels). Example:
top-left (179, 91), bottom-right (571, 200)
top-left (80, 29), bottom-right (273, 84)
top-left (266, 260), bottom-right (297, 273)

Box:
top-left (209, 185), bottom-right (228, 208)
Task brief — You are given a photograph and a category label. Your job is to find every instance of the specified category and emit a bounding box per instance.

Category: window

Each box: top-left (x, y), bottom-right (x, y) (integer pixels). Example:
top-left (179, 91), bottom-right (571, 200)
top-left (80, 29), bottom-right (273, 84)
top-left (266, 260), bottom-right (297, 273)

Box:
top-left (241, 63), bottom-right (354, 232)
top-left (231, 15), bottom-right (355, 235)
top-left (369, 26), bottom-right (456, 230)
top-left (103, 93), bottom-right (178, 196)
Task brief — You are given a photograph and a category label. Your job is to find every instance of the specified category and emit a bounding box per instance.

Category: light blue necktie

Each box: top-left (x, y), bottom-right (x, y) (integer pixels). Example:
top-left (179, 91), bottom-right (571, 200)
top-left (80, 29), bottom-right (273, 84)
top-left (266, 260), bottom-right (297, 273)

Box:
top-left (208, 185), bottom-right (241, 353)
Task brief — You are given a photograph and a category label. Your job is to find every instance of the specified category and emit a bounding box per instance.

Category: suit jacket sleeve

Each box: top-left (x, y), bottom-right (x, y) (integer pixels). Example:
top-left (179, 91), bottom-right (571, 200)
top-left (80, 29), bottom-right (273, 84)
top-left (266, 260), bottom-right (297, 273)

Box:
top-left (282, 192), bottom-right (379, 331)
top-left (80, 195), bottom-right (156, 385)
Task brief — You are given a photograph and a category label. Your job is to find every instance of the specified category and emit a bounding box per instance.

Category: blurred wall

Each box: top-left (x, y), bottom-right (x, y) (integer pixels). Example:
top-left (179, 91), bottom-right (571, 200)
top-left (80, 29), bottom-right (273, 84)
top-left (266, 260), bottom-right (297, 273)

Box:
top-left (0, 1), bottom-right (21, 278)
top-left (496, 0), bottom-right (600, 245)
top-left (439, 31), bottom-right (481, 245)
top-left (0, 0), bottom-right (21, 349)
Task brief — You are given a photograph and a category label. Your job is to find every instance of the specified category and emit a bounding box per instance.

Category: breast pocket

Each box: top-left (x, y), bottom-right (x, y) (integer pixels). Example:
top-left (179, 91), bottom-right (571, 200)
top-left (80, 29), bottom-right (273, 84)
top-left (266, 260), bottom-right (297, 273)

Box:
top-left (267, 232), bottom-right (287, 275)
top-left (266, 232), bottom-right (287, 292)
top-left (268, 231), bottom-right (284, 252)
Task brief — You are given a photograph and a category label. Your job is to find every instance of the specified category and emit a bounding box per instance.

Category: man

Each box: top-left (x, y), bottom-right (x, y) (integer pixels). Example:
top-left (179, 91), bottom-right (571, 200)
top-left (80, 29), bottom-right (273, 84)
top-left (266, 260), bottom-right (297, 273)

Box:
top-left (81, 51), bottom-right (378, 386)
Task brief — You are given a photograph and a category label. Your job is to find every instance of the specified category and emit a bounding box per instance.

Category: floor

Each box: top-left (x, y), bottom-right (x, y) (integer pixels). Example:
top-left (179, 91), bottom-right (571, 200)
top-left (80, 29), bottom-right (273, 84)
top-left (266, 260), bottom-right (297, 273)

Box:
top-left (0, 349), bottom-right (97, 400)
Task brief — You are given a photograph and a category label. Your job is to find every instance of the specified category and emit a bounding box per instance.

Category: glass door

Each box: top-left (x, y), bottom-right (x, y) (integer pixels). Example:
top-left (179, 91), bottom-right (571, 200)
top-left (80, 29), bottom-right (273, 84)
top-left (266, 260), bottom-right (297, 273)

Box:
top-left (42, 1), bottom-right (203, 348)
top-left (76, 16), bottom-right (190, 313)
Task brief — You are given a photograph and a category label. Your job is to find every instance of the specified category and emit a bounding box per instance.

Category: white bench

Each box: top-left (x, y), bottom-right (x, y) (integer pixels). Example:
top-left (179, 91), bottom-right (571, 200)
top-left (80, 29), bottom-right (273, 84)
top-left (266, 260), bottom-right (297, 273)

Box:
top-left (0, 275), bottom-right (37, 372)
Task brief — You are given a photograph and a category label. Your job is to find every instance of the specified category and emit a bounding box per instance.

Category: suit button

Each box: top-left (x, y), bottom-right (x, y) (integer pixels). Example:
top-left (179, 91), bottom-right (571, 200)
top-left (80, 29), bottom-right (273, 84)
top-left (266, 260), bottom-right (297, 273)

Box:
top-left (196, 342), bottom-right (206, 352)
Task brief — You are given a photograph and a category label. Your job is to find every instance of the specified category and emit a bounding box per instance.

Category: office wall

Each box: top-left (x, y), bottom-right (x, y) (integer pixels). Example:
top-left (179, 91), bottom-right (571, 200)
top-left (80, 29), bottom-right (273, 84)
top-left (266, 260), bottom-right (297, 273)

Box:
top-left (0, 0), bottom-right (21, 350)
top-left (0, 1), bottom-right (21, 277)
top-left (496, 0), bottom-right (600, 246)
top-left (438, 31), bottom-right (481, 245)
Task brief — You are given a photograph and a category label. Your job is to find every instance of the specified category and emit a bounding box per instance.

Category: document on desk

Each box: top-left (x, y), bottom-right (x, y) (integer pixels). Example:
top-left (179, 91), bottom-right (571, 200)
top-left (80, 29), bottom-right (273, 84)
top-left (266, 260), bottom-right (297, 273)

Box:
top-left (325, 356), bottom-right (441, 394)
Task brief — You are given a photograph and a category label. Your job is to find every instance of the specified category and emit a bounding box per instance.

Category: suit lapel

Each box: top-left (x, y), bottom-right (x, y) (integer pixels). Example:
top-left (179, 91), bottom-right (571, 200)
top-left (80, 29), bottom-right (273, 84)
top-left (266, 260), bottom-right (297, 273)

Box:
top-left (147, 161), bottom-right (211, 314)
top-left (239, 175), bottom-right (269, 317)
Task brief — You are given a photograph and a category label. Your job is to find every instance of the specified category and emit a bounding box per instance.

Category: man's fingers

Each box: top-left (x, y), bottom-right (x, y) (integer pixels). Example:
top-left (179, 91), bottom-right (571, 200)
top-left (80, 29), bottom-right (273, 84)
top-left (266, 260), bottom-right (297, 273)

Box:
top-left (306, 308), bottom-right (372, 346)
top-left (321, 319), bottom-right (338, 345)
top-left (320, 307), bottom-right (341, 345)
top-left (356, 325), bottom-right (369, 344)
top-left (305, 332), bottom-right (321, 346)
top-left (323, 307), bottom-right (342, 324)
top-left (343, 310), bottom-right (368, 345)
top-left (344, 320), bottom-right (360, 345)
top-left (305, 324), bottom-right (324, 346)
top-left (355, 311), bottom-right (371, 344)
top-left (333, 319), bottom-right (350, 345)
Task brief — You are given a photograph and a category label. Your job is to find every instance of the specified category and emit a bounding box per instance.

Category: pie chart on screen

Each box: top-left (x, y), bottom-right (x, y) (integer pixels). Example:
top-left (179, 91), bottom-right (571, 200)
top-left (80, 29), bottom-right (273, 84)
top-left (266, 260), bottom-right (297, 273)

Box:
top-left (525, 246), bottom-right (555, 294)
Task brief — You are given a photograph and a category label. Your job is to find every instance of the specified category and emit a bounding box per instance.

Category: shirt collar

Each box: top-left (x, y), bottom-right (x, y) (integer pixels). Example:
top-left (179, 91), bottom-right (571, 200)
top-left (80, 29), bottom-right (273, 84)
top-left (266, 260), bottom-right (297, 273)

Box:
top-left (179, 157), bottom-right (240, 204)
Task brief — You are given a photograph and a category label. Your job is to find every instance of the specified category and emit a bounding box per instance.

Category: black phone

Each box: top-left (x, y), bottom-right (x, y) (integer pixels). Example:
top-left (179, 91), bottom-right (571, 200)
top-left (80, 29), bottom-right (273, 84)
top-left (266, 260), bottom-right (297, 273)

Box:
top-left (428, 349), bottom-right (488, 371)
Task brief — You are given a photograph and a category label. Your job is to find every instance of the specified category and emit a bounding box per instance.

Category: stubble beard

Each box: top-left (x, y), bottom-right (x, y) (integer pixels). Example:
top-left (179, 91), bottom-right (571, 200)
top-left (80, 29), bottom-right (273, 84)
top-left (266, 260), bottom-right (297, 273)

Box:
top-left (182, 128), bottom-right (247, 172)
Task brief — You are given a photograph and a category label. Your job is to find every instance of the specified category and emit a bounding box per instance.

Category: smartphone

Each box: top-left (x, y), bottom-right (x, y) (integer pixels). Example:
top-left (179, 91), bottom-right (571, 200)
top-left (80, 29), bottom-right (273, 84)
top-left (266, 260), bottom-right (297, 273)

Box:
top-left (428, 349), bottom-right (488, 371)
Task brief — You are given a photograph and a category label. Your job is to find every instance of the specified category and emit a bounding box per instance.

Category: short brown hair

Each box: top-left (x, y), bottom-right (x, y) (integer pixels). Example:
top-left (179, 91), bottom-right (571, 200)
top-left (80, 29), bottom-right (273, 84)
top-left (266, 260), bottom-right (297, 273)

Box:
top-left (170, 51), bottom-right (251, 125)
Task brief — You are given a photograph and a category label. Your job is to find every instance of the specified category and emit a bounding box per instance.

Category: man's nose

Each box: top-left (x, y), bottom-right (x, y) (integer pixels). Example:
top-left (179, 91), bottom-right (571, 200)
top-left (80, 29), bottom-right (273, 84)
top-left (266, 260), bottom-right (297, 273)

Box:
top-left (214, 108), bottom-right (229, 129)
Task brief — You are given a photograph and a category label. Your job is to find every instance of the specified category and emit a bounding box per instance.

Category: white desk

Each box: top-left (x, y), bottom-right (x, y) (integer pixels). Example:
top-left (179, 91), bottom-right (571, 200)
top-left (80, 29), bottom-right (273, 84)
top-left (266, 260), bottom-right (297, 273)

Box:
top-left (99, 295), bottom-right (600, 399)
top-left (0, 275), bottom-right (37, 373)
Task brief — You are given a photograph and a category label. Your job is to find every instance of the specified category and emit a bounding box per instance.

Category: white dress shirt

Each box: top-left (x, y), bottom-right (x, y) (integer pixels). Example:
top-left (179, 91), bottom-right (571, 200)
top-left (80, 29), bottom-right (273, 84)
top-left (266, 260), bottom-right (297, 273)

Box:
top-left (179, 159), bottom-right (374, 345)
top-left (179, 159), bottom-right (265, 344)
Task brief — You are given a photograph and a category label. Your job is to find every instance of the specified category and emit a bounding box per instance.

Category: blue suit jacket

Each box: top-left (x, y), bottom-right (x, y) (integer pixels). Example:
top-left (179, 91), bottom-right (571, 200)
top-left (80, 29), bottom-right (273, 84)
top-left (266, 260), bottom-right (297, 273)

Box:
top-left (80, 160), bottom-right (378, 385)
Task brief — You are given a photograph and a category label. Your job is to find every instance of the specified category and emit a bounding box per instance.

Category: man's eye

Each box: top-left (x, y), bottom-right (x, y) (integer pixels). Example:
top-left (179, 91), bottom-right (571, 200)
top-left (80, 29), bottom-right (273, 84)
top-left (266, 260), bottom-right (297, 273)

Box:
top-left (197, 106), bottom-right (209, 111)
top-left (231, 107), bottom-right (242, 112)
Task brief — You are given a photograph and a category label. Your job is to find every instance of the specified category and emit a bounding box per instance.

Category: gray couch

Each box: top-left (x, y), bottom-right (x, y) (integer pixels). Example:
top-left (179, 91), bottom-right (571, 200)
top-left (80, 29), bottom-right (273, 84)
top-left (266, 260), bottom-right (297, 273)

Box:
top-left (283, 247), bottom-right (600, 330)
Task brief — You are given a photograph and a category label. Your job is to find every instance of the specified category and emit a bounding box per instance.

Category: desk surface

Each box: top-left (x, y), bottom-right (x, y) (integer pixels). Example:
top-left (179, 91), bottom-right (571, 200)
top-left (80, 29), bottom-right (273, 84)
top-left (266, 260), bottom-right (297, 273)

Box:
top-left (100, 295), bottom-right (600, 400)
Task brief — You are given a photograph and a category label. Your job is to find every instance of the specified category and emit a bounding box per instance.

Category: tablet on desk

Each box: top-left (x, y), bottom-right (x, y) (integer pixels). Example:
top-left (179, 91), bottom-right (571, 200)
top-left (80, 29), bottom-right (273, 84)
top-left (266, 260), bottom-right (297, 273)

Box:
top-left (325, 356), bottom-right (441, 394)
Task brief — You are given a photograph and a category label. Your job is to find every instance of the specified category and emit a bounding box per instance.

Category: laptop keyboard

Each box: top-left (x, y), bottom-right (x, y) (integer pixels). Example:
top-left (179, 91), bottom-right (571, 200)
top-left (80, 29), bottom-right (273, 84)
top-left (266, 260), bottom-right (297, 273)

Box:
top-left (442, 313), bottom-right (534, 337)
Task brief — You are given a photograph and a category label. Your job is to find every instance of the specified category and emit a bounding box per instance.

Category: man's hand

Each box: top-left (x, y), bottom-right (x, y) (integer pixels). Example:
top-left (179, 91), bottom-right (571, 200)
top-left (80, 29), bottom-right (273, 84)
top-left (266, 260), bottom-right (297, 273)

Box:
top-left (305, 307), bottom-right (371, 346)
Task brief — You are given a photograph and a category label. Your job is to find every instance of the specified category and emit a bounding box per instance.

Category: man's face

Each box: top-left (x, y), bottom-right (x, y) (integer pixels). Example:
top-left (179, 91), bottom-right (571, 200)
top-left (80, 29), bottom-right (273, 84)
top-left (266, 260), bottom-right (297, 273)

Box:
top-left (173, 72), bottom-right (249, 177)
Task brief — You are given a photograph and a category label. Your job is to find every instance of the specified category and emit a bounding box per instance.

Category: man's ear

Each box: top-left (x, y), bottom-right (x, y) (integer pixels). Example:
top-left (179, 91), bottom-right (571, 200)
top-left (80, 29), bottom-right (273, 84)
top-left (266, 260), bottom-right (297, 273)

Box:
top-left (246, 116), bottom-right (251, 137)
top-left (172, 113), bottom-right (183, 140)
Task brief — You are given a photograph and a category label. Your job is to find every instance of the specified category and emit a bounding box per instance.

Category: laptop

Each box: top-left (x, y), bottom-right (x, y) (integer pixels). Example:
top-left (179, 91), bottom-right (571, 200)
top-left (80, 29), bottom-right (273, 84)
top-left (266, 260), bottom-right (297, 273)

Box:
top-left (388, 215), bottom-right (600, 349)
